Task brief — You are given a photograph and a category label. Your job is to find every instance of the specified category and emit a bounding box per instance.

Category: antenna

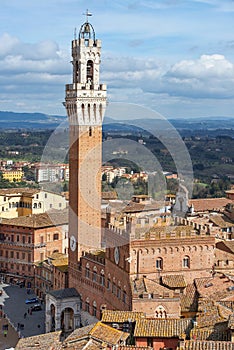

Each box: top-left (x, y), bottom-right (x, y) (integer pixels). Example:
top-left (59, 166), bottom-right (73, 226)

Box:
top-left (74, 27), bottom-right (77, 40)
top-left (83, 9), bottom-right (92, 22)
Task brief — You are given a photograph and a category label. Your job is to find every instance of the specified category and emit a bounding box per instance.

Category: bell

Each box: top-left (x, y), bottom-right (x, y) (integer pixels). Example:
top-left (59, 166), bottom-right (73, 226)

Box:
top-left (84, 23), bottom-right (90, 33)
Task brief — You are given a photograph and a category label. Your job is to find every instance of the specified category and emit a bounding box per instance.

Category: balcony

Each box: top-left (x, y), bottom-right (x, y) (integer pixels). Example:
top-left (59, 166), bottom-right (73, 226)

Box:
top-left (34, 242), bottom-right (46, 248)
top-left (0, 240), bottom-right (34, 248)
top-left (0, 257), bottom-right (34, 265)
top-left (0, 239), bottom-right (46, 248)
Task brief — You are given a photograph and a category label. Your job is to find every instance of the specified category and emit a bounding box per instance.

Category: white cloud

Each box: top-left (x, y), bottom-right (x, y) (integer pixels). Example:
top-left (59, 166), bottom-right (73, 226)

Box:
top-left (0, 33), bottom-right (61, 60)
top-left (168, 54), bottom-right (233, 78)
top-left (0, 33), bottom-right (234, 117)
top-left (103, 53), bottom-right (234, 100)
top-left (162, 54), bottom-right (234, 98)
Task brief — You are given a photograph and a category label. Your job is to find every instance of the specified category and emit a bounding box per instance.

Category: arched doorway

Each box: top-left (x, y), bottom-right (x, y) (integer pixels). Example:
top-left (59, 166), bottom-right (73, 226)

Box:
top-left (60, 307), bottom-right (74, 332)
top-left (50, 304), bottom-right (56, 332)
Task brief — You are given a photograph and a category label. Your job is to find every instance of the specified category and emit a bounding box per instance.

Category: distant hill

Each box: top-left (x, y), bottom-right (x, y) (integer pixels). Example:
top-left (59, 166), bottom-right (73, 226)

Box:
top-left (0, 111), bottom-right (234, 135)
top-left (0, 111), bottom-right (66, 129)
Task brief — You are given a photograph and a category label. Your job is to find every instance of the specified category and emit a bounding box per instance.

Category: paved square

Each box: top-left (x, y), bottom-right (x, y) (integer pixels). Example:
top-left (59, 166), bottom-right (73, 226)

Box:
top-left (0, 283), bottom-right (45, 340)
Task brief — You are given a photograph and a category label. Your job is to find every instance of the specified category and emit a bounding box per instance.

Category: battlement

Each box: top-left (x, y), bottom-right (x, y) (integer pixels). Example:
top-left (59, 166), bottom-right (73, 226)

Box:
top-left (82, 251), bottom-right (105, 265)
top-left (66, 83), bottom-right (107, 93)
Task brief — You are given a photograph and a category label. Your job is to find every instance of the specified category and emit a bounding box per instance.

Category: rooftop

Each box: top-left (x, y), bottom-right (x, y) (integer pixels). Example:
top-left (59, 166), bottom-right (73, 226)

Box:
top-left (101, 310), bottom-right (145, 323)
top-left (209, 214), bottom-right (234, 228)
top-left (181, 283), bottom-right (199, 313)
top-left (131, 277), bottom-right (174, 299)
top-left (162, 274), bottom-right (187, 289)
top-left (1, 208), bottom-right (68, 228)
top-left (181, 340), bottom-right (234, 350)
top-left (0, 187), bottom-right (40, 197)
top-left (189, 198), bottom-right (233, 212)
top-left (48, 287), bottom-right (80, 299)
top-left (65, 321), bottom-right (129, 346)
top-left (15, 331), bottom-right (62, 350)
top-left (134, 318), bottom-right (193, 338)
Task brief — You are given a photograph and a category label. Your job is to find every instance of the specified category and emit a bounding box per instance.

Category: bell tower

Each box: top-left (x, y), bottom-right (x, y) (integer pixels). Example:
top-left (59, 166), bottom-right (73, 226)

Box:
top-left (64, 15), bottom-right (107, 286)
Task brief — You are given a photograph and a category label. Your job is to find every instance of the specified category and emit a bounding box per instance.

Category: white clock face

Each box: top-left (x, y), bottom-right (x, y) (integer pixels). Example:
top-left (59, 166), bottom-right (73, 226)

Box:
top-left (70, 235), bottom-right (77, 252)
top-left (114, 247), bottom-right (120, 265)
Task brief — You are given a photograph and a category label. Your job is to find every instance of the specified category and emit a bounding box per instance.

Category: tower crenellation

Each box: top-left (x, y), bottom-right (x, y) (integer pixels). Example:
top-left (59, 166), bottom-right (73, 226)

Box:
top-left (65, 21), bottom-right (106, 127)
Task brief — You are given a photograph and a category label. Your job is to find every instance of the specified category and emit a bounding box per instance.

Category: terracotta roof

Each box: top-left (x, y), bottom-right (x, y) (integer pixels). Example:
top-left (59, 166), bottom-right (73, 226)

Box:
top-left (48, 287), bottom-right (80, 299)
top-left (189, 198), bottom-right (232, 212)
top-left (52, 257), bottom-right (68, 267)
top-left (181, 340), bottom-right (234, 350)
top-left (216, 241), bottom-right (234, 255)
top-left (162, 274), bottom-right (186, 288)
top-left (65, 324), bottom-right (94, 341)
top-left (101, 310), bottom-right (145, 323)
top-left (62, 338), bottom-right (103, 349)
top-left (131, 277), bottom-right (174, 298)
top-left (102, 191), bottom-right (118, 200)
top-left (15, 331), bottom-right (62, 350)
top-left (209, 214), bottom-right (234, 228)
top-left (195, 275), bottom-right (234, 302)
top-left (196, 299), bottom-right (227, 328)
top-left (181, 283), bottom-right (199, 313)
top-left (190, 321), bottom-right (229, 341)
top-left (0, 187), bottom-right (40, 196)
top-left (134, 318), bottom-right (193, 338)
top-left (65, 321), bottom-right (129, 345)
top-left (226, 190), bottom-right (234, 195)
top-left (1, 208), bottom-right (68, 228)
top-left (124, 201), bottom-right (163, 213)
top-left (90, 322), bottom-right (129, 344)
top-left (118, 347), bottom-right (153, 350)
top-left (143, 278), bottom-right (174, 297)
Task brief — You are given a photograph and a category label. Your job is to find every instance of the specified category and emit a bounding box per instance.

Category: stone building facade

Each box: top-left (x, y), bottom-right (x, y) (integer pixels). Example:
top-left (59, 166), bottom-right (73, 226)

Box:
top-left (0, 188), bottom-right (67, 219)
top-left (0, 210), bottom-right (68, 286)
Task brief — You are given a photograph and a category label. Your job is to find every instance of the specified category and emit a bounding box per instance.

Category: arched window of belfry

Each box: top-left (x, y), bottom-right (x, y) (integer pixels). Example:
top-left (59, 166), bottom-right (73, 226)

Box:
top-left (87, 104), bottom-right (91, 120)
top-left (86, 60), bottom-right (93, 84)
top-left (93, 104), bottom-right (97, 120)
top-left (81, 104), bottom-right (85, 119)
top-left (99, 104), bottom-right (102, 118)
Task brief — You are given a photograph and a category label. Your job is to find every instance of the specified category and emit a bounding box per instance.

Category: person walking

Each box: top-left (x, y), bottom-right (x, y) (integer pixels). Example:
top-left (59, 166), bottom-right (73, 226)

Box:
top-left (24, 312), bottom-right (27, 319)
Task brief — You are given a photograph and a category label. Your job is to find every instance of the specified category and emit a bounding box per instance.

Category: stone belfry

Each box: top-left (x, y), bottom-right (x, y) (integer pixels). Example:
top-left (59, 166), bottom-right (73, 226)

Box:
top-left (64, 14), bottom-right (107, 285)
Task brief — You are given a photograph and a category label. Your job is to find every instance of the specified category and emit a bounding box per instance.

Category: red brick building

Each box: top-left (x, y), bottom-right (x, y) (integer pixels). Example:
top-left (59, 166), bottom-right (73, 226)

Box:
top-left (71, 220), bottom-right (215, 320)
top-left (34, 253), bottom-right (68, 299)
top-left (0, 210), bottom-right (68, 287)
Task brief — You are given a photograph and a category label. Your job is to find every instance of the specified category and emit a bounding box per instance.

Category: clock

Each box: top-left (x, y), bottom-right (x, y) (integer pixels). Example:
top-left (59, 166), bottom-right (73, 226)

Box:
top-left (114, 247), bottom-right (120, 265)
top-left (70, 235), bottom-right (77, 252)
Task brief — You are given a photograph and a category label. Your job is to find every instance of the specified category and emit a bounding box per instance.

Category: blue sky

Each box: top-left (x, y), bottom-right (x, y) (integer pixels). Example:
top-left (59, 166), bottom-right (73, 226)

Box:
top-left (0, 0), bottom-right (234, 118)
